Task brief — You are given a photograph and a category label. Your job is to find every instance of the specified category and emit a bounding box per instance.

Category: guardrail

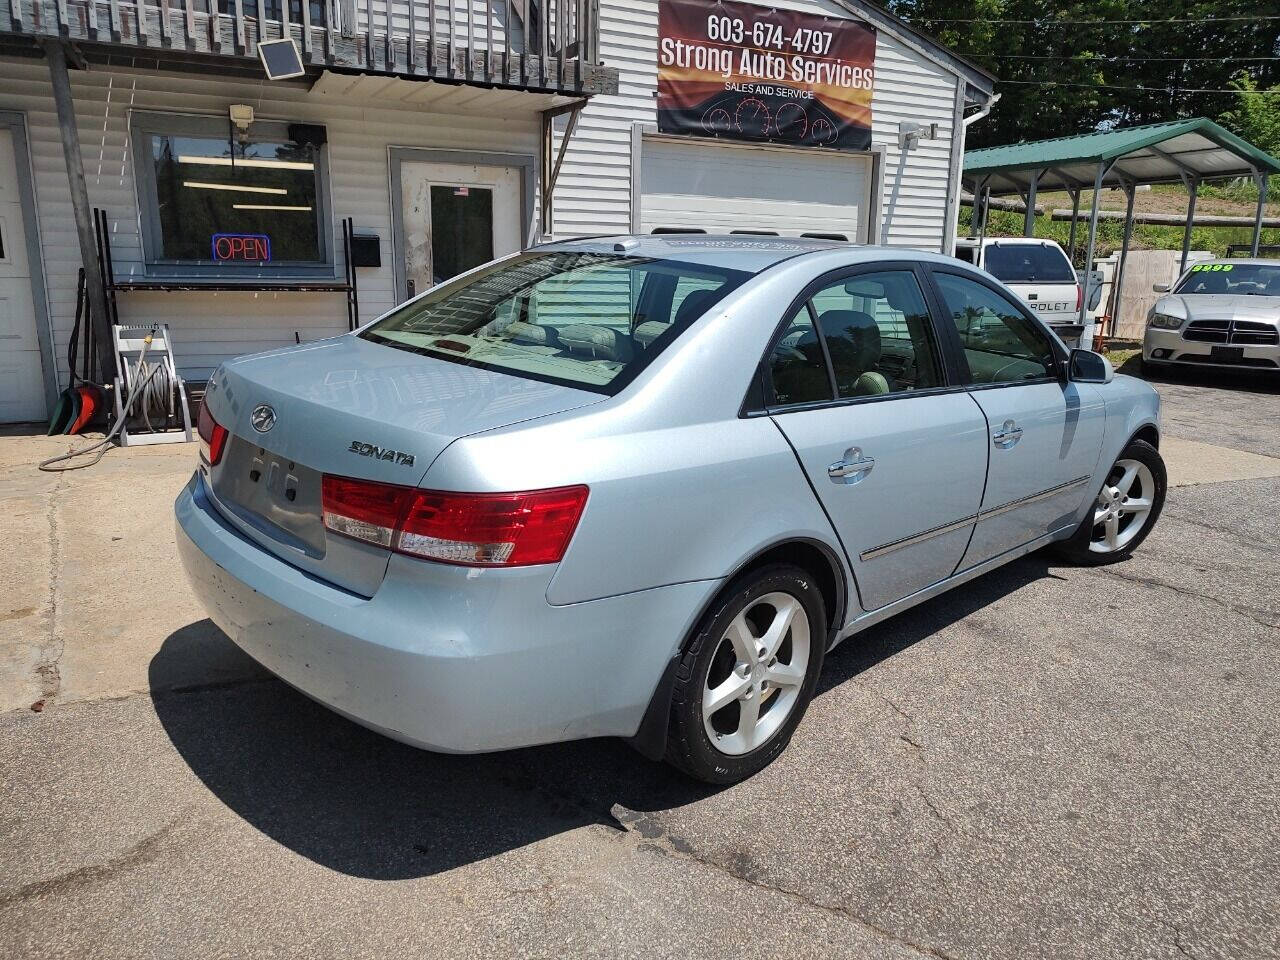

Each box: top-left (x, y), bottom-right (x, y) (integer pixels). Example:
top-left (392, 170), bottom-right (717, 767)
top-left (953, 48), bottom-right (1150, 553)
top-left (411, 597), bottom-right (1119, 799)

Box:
top-left (3, 0), bottom-right (606, 91)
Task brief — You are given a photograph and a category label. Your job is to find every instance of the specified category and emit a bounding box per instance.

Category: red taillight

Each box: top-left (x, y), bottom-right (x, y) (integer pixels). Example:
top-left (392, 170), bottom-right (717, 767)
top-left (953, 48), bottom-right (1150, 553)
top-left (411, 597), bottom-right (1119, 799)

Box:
top-left (321, 475), bottom-right (413, 548)
top-left (1076, 284), bottom-right (1083, 312)
top-left (321, 476), bottom-right (589, 567)
top-left (197, 400), bottom-right (228, 466)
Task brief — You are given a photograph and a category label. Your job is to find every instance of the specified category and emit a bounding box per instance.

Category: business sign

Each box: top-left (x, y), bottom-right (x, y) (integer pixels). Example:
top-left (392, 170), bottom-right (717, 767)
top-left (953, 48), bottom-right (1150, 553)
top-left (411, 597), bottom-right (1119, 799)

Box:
top-left (212, 233), bottom-right (271, 262)
top-left (657, 0), bottom-right (875, 151)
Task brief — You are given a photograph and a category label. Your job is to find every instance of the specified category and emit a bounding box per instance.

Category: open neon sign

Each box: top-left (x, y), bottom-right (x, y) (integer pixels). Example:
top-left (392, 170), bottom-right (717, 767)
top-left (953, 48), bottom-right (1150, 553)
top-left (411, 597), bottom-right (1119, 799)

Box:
top-left (212, 233), bottom-right (271, 262)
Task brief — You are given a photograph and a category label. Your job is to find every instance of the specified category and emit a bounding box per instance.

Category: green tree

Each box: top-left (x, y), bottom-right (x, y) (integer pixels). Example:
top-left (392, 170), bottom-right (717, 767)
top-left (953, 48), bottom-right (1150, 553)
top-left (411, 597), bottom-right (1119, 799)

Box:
top-left (887, 0), bottom-right (1280, 148)
top-left (1220, 71), bottom-right (1280, 156)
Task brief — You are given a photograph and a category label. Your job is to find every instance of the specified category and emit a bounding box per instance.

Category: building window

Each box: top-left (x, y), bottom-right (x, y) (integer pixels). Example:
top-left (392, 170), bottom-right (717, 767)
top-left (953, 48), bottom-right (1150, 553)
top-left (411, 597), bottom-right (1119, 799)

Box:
top-left (131, 113), bottom-right (332, 278)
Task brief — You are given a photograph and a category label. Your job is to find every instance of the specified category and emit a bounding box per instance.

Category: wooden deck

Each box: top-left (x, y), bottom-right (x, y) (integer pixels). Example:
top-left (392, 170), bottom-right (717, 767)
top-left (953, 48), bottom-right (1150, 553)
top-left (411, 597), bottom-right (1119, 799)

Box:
top-left (1, 0), bottom-right (616, 95)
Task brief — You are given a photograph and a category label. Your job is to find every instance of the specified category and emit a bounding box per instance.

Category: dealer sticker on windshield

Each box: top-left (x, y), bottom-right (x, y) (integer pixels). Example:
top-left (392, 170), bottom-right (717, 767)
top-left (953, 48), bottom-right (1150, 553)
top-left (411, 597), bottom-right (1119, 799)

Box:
top-left (1191, 263), bottom-right (1233, 272)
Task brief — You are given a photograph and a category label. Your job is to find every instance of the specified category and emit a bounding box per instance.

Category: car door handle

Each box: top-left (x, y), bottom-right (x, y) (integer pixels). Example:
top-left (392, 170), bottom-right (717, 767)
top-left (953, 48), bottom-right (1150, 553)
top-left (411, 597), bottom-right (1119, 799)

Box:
top-left (992, 420), bottom-right (1024, 447)
top-left (828, 447), bottom-right (875, 484)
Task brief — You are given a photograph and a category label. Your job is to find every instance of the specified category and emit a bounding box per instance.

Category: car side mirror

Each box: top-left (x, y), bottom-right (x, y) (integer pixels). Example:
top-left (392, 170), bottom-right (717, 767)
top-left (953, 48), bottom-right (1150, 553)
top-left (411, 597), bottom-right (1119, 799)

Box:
top-left (1068, 348), bottom-right (1113, 384)
top-left (1152, 282), bottom-right (1170, 293)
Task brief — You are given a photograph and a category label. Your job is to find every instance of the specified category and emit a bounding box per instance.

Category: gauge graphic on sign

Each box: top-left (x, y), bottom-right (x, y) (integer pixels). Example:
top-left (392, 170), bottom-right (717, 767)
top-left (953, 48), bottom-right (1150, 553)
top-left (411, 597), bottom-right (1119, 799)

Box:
top-left (697, 93), bottom-right (845, 147)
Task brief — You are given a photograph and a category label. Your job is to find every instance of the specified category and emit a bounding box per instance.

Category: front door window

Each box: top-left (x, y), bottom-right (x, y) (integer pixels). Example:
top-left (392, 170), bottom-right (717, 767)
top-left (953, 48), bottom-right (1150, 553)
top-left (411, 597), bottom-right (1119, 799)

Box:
top-left (931, 272), bottom-right (1056, 383)
top-left (430, 185), bottom-right (494, 285)
top-left (398, 159), bottom-right (521, 301)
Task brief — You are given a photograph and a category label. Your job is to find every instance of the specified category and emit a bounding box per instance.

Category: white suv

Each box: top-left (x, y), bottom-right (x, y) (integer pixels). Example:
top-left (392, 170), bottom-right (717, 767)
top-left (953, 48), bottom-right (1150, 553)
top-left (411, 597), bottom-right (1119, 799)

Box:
top-left (956, 238), bottom-right (1085, 346)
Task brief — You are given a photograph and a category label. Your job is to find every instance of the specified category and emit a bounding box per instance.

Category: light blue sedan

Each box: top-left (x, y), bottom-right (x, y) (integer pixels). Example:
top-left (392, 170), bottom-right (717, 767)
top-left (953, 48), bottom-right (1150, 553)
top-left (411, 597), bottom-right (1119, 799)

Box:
top-left (177, 236), bottom-right (1165, 783)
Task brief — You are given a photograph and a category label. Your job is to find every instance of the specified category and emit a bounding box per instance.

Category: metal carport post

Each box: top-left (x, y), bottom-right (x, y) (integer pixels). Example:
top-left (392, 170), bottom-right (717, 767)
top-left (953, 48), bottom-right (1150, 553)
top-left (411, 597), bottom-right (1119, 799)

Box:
top-left (1251, 169), bottom-right (1270, 257)
top-left (1180, 174), bottom-right (1200, 273)
top-left (1077, 162), bottom-right (1108, 332)
top-left (975, 175), bottom-right (992, 250)
top-left (1022, 169), bottom-right (1040, 237)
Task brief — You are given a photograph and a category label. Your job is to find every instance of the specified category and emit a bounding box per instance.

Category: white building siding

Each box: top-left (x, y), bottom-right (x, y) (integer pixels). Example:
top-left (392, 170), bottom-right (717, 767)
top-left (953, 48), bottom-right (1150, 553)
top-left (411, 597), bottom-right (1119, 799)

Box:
top-left (0, 58), bottom-right (538, 386)
top-left (551, 0), bottom-right (961, 249)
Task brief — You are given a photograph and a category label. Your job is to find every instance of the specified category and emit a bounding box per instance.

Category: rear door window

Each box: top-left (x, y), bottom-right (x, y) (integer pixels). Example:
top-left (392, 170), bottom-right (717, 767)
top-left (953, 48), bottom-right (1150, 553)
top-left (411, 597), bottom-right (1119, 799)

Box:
top-left (983, 244), bottom-right (1076, 284)
top-left (766, 268), bottom-right (944, 406)
top-left (768, 306), bottom-right (833, 406)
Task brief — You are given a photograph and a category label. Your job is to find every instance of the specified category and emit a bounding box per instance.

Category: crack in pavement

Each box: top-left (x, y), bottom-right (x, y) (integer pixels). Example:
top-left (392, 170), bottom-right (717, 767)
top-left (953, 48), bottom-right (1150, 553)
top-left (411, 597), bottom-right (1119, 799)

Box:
top-left (1159, 917), bottom-right (1198, 960)
top-left (0, 819), bottom-right (186, 909)
top-left (33, 473), bottom-right (66, 705)
top-left (881, 696), bottom-right (915, 723)
top-left (611, 805), bottom-right (963, 960)
top-left (1094, 567), bottom-right (1280, 632)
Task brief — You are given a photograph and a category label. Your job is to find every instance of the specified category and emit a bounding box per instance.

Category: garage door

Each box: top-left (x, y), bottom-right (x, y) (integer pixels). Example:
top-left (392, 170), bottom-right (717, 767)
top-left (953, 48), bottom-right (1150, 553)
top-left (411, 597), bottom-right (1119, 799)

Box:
top-left (0, 128), bottom-right (46, 424)
top-left (639, 137), bottom-right (872, 241)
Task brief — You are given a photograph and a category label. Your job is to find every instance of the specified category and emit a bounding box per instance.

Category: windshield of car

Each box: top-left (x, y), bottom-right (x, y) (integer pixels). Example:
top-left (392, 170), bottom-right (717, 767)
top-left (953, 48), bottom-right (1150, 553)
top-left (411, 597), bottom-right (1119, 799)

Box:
top-left (361, 251), bottom-right (751, 394)
top-left (982, 243), bottom-right (1076, 284)
top-left (1174, 262), bottom-right (1280, 297)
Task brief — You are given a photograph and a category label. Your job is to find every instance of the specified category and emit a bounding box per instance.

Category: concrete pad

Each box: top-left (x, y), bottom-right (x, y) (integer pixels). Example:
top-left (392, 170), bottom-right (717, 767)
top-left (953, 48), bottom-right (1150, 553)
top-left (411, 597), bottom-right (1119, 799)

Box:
top-left (1159, 435), bottom-right (1280, 488)
top-left (0, 429), bottom-right (265, 713)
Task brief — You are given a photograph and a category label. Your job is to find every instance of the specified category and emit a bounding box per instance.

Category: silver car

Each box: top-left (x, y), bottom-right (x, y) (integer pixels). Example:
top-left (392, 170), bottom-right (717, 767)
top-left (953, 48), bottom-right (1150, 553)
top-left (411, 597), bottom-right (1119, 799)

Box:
top-left (1144, 259), bottom-right (1280, 373)
top-left (177, 236), bottom-right (1165, 783)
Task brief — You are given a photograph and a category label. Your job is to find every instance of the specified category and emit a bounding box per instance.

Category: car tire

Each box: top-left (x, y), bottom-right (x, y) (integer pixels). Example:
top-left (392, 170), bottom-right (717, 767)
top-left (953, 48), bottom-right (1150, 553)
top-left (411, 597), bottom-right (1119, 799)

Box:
top-left (665, 564), bottom-right (826, 785)
top-left (1051, 438), bottom-right (1166, 566)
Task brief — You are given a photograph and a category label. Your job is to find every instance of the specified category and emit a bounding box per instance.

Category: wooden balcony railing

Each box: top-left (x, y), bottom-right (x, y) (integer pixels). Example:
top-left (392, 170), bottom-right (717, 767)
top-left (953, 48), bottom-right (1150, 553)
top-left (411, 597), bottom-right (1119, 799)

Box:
top-left (2, 0), bottom-right (614, 95)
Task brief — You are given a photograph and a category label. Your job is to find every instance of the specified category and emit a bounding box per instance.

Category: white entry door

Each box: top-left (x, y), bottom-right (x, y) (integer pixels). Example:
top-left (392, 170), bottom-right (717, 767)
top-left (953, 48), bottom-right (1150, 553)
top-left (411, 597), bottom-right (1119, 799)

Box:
top-left (0, 128), bottom-right (46, 423)
top-left (639, 137), bottom-right (872, 241)
top-left (399, 160), bottom-right (521, 302)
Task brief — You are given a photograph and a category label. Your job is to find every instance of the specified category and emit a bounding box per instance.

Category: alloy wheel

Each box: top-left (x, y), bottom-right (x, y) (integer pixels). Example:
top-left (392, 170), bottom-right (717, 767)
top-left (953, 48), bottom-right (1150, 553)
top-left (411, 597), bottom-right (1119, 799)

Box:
top-left (702, 591), bottom-right (810, 756)
top-left (1089, 458), bottom-right (1156, 554)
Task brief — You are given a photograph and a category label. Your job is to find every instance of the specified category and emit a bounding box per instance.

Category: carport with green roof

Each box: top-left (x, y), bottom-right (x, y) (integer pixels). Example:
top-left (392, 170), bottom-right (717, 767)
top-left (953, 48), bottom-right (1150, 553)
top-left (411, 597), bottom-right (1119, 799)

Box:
top-left (962, 118), bottom-right (1280, 340)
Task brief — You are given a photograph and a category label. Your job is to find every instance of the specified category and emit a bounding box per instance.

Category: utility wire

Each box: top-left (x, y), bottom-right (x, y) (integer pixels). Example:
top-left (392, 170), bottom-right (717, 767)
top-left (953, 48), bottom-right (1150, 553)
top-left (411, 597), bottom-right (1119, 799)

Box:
top-left (902, 15), bottom-right (1280, 24)
top-left (995, 79), bottom-right (1280, 94)
top-left (954, 53), bottom-right (1280, 62)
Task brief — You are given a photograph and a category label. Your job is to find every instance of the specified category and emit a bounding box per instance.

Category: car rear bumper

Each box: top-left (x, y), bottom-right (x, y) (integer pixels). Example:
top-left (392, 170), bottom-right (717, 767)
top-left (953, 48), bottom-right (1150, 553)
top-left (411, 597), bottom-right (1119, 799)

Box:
top-left (175, 473), bottom-right (715, 753)
top-left (1143, 328), bottom-right (1280, 370)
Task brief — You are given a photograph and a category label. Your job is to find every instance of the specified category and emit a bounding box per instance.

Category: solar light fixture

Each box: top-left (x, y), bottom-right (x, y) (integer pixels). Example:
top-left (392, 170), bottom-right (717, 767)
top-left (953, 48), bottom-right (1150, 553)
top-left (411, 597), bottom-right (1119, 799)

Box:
top-left (228, 103), bottom-right (255, 134)
top-left (258, 38), bottom-right (305, 81)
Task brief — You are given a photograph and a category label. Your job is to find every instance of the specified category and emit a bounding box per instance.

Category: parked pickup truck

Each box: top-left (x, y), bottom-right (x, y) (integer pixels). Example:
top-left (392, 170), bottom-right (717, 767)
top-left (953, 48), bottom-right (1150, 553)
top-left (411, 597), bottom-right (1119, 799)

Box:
top-left (955, 237), bottom-right (1086, 347)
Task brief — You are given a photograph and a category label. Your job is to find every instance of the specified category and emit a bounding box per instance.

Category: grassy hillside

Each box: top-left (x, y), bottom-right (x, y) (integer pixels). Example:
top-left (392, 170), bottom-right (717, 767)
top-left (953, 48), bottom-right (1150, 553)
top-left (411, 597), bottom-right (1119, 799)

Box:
top-left (962, 182), bottom-right (1280, 265)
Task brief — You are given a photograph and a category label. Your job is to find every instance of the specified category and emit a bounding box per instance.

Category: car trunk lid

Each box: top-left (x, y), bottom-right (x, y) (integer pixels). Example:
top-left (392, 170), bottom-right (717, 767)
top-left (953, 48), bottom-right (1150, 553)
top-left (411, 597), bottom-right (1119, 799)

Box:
top-left (202, 335), bottom-right (604, 596)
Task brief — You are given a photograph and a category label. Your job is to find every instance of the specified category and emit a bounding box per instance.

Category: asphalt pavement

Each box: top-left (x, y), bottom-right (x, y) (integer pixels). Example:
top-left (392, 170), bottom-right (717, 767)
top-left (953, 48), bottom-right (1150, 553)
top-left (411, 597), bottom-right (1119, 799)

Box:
top-left (1, 365), bottom-right (1277, 960)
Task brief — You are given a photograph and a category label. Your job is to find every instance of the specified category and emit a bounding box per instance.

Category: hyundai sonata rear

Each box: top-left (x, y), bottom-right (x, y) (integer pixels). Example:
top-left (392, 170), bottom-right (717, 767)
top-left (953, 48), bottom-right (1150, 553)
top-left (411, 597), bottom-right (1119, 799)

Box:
top-left (176, 247), bottom-right (757, 759)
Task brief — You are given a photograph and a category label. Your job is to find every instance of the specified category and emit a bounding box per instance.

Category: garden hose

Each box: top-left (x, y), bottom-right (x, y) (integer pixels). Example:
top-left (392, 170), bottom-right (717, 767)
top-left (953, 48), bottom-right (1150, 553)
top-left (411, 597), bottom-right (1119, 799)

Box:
top-left (37, 332), bottom-right (160, 472)
top-left (131, 354), bottom-right (175, 434)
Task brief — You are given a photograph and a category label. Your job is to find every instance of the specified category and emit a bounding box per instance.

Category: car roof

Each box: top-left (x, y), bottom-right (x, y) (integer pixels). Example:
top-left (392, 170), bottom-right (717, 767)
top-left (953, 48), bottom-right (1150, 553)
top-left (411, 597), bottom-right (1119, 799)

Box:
top-left (536, 234), bottom-right (955, 272)
top-left (957, 236), bottom-right (1065, 249)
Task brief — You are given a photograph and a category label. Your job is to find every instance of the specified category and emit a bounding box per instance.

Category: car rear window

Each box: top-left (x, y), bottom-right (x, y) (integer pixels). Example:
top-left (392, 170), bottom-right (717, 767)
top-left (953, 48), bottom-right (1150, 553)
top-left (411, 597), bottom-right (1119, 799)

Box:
top-left (983, 244), bottom-right (1076, 284)
top-left (360, 252), bottom-right (750, 394)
